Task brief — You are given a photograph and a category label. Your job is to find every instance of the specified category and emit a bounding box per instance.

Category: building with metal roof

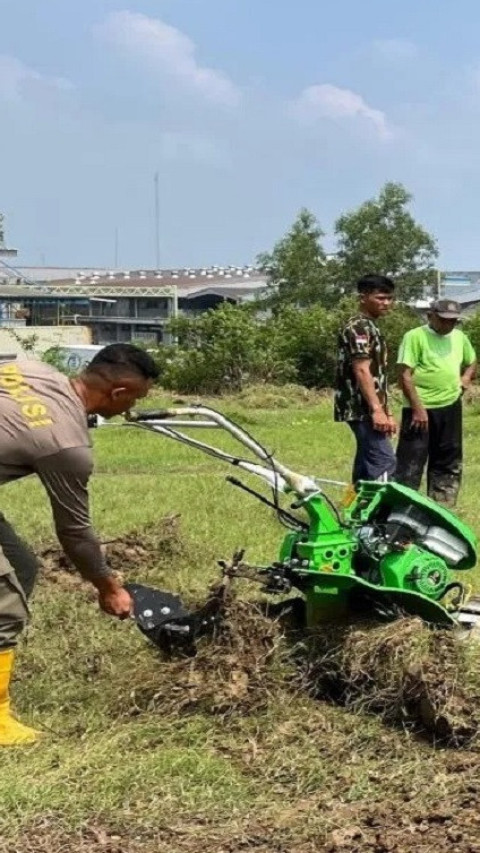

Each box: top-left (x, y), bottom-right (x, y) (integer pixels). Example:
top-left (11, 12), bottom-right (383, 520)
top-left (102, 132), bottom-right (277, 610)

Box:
top-left (0, 263), bottom-right (268, 345)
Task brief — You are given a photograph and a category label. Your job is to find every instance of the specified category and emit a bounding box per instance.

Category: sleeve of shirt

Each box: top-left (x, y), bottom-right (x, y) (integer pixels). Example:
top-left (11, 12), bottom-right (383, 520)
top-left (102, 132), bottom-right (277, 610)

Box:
top-left (397, 331), bottom-right (418, 368)
top-left (462, 333), bottom-right (476, 366)
top-left (343, 319), bottom-right (372, 360)
top-left (34, 447), bottom-right (110, 580)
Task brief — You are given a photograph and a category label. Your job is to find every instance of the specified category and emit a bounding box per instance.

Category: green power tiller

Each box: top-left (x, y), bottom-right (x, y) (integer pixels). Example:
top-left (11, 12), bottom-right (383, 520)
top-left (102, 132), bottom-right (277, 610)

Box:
top-left (112, 406), bottom-right (480, 650)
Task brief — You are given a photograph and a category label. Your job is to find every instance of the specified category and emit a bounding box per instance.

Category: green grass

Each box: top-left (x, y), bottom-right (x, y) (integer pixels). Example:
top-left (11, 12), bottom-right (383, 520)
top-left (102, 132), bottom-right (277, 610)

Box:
top-left (2, 389), bottom-right (480, 851)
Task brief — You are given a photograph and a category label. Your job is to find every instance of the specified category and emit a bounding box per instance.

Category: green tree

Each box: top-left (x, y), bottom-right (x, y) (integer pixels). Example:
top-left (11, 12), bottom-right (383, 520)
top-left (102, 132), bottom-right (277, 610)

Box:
top-left (257, 209), bottom-right (341, 310)
top-left (335, 182), bottom-right (438, 302)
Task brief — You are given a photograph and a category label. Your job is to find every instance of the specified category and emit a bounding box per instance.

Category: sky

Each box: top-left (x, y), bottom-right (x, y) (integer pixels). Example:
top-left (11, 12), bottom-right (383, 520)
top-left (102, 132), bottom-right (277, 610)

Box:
top-left (2, 0), bottom-right (480, 270)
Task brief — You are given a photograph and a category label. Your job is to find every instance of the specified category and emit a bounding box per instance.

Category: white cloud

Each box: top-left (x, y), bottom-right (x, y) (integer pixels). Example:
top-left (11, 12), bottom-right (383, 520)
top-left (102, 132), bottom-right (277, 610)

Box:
top-left (373, 38), bottom-right (418, 61)
top-left (96, 10), bottom-right (240, 107)
top-left (0, 55), bottom-right (72, 102)
top-left (292, 84), bottom-right (393, 140)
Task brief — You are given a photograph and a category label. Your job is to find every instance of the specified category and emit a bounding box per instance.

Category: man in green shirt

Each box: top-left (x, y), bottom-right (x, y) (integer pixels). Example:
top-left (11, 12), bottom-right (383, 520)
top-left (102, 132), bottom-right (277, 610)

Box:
top-left (395, 299), bottom-right (476, 506)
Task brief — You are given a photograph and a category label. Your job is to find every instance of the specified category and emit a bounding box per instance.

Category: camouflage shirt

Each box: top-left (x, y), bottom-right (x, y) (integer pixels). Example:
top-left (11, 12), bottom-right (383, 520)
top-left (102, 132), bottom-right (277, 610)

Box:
top-left (334, 315), bottom-right (389, 422)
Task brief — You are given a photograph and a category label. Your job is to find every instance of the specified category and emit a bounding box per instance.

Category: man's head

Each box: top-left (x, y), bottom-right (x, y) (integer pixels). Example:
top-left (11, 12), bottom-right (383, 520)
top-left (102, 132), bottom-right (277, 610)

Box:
top-left (428, 299), bottom-right (462, 336)
top-left (79, 344), bottom-right (160, 417)
top-left (357, 274), bottom-right (395, 319)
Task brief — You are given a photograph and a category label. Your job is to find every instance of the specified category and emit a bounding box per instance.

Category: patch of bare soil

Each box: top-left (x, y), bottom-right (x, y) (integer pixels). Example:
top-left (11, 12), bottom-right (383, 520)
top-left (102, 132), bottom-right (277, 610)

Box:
top-left (6, 792), bottom-right (480, 853)
top-left (301, 616), bottom-right (480, 745)
top-left (0, 821), bottom-right (304, 853)
top-left (322, 789), bottom-right (480, 852)
top-left (38, 516), bottom-right (184, 591)
top-left (130, 582), bottom-right (287, 716)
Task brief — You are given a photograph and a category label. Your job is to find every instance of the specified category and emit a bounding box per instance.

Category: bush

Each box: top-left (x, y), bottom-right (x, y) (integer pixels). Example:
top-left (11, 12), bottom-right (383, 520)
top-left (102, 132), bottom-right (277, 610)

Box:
top-left (269, 300), bottom-right (419, 388)
top-left (269, 304), bottom-right (340, 388)
top-left (379, 302), bottom-right (423, 381)
top-left (150, 300), bottom-right (428, 395)
top-left (160, 304), bottom-right (294, 395)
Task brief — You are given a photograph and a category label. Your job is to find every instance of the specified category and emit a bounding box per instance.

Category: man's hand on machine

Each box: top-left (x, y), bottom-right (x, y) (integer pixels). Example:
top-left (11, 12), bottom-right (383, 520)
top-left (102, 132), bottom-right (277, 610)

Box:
top-left (95, 575), bottom-right (133, 619)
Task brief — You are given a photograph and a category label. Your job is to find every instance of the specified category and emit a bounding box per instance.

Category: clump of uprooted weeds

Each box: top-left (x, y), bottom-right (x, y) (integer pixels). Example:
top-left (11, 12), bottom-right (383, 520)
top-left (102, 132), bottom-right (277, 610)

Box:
top-left (129, 580), bottom-right (289, 717)
top-left (129, 583), bottom-right (480, 739)
top-left (299, 616), bottom-right (480, 745)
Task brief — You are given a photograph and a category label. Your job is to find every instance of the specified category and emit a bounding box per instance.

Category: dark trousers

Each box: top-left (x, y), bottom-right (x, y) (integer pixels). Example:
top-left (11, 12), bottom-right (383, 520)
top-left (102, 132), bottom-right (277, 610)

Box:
top-left (348, 419), bottom-right (396, 483)
top-left (0, 514), bottom-right (39, 649)
top-left (395, 398), bottom-right (462, 506)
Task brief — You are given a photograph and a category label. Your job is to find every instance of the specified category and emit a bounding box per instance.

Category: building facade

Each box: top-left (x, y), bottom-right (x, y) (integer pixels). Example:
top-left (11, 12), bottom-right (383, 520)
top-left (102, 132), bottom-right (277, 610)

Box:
top-left (0, 266), bottom-right (268, 345)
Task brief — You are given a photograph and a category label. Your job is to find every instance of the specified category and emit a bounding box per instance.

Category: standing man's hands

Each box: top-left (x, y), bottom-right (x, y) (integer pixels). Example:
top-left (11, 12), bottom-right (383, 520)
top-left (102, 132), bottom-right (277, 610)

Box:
top-left (411, 406), bottom-right (429, 431)
top-left (386, 414), bottom-right (397, 436)
top-left (371, 407), bottom-right (392, 433)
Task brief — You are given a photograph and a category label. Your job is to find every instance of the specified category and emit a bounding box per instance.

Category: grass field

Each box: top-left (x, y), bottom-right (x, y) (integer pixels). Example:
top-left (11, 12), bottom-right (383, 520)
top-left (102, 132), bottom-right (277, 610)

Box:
top-left (3, 387), bottom-right (480, 853)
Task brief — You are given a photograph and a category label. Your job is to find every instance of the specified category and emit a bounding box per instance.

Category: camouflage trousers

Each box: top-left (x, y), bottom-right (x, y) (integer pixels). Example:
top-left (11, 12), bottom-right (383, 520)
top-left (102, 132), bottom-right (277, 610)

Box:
top-left (0, 514), bottom-right (39, 649)
top-left (395, 399), bottom-right (463, 507)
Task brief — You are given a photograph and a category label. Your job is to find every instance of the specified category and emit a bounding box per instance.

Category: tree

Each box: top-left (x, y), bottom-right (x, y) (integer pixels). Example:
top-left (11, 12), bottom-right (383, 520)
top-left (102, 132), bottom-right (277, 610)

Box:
top-left (335, 182), bottom-right (438, 302)
top-left (257, 209), bottom-right (341, 311)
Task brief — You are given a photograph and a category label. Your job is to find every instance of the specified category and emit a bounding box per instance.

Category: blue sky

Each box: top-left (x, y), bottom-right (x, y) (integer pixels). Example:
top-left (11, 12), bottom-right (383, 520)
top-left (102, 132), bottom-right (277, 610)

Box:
top-left (2, 0), bottom-right (480, 269)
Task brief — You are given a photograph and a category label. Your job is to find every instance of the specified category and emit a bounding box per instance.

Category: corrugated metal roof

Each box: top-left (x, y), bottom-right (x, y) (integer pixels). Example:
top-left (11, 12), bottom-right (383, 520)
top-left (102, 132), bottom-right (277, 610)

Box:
top-left (0, 284), bottom-right (54, 298)
top-left (443, 287), bottom-right (480, 305)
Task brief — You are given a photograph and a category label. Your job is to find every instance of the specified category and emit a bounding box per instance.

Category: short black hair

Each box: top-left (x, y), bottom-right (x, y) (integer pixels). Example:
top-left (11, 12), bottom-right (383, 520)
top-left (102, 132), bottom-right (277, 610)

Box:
top-left (356, 274), bottom-right (395, 295)
top-left (85, 344), bottom-right (160, 382)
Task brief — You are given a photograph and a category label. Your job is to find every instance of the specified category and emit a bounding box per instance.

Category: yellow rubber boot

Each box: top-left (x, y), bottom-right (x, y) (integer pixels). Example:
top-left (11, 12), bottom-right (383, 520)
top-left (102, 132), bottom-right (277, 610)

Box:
top-left (0, 649), bottom-right (38, 745)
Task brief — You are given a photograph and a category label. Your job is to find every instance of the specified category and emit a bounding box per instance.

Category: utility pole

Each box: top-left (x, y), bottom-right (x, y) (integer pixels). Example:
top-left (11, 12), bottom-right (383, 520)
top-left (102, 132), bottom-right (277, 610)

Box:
top-left (0, 214), bottom-right (17, 259)
top-left (154, 172), bottom-right (160, 270)
top-left (114, 227), bottom-right (119, 268)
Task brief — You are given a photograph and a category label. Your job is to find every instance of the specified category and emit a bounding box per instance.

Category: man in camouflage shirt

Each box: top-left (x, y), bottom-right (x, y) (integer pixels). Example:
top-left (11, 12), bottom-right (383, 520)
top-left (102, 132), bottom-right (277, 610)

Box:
top-left (335, 274), bottom-right (396, 483)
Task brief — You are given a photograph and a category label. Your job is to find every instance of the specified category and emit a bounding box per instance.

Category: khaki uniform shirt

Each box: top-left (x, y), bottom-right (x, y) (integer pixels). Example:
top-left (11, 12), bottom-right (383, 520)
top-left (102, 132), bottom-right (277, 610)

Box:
top-left (0, 359), bottom-right (108, 578)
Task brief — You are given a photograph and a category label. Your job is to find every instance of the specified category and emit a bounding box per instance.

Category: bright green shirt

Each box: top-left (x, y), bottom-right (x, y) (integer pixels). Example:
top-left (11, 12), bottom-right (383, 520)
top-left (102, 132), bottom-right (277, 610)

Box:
top-left (397, 325), bottom-right (476, 408)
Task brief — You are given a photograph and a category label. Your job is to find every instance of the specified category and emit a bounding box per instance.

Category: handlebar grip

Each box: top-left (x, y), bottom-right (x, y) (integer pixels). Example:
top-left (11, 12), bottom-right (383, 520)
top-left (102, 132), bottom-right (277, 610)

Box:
top-left (127, 410), bottom-right (172, 422)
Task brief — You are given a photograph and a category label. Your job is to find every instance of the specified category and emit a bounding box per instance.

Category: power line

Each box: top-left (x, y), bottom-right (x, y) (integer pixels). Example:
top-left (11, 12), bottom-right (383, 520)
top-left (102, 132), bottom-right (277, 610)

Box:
top-left (0, 258), bottom-right (49, 289)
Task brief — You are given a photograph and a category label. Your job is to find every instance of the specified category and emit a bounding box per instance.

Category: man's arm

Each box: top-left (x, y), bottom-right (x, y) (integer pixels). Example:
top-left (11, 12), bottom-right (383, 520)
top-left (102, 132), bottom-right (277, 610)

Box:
top-left (35, 447), bottom-right (132, 618)
top-left (344, 319), bottom-right (394, 433)
top-left (398, 364), bottom-right (429, 430)
top-left (398, 364), bottom-right (428, 430)
top-left (461, 361), bottom-right (477, 391)
top-left (461, 335), bottom-right (477, 391)
top-left (396, 331), bottom-right (428, 430)
top-left (352, 359), bottom-right (392, 433)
